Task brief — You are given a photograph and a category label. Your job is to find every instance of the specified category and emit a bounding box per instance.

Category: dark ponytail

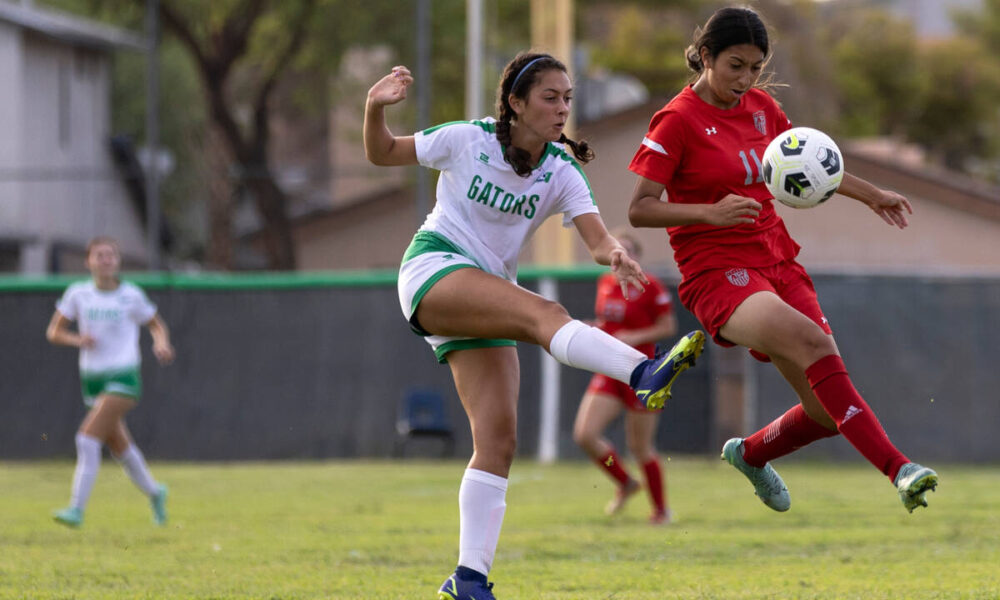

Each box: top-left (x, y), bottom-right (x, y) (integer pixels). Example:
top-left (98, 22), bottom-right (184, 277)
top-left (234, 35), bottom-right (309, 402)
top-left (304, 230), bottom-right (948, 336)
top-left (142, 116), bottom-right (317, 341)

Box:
top-left (495, 52), bottom-right (594, 177)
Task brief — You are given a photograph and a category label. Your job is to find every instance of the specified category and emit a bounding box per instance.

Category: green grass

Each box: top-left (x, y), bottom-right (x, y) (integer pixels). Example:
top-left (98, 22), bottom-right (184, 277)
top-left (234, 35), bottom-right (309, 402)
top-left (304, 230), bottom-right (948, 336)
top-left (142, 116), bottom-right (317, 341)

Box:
top-left (1, 458), bottom-right (998, 599)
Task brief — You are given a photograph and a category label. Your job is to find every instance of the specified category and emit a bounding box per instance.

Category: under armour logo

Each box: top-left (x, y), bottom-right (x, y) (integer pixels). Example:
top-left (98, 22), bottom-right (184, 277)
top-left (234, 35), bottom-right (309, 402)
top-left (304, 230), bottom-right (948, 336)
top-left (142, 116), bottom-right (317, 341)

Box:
top-left (705, 127), bottom-right (717, 135)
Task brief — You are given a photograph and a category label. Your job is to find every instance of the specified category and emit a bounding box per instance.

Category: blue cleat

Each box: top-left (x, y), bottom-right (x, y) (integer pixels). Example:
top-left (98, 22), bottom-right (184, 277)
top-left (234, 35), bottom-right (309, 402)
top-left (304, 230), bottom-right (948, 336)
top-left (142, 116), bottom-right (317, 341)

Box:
top-left (53, 506), bottom-right (83, 528)
top-left (150, 483), bottom-right (168, 526)
top-left (894, 463), bottom-right (938, 513)
top-left (438, 566), bottom-right (496, 600)
top-left (630, 330), bottom-right (706, 410)
top-left (721, 438), bottom-right (791, 512)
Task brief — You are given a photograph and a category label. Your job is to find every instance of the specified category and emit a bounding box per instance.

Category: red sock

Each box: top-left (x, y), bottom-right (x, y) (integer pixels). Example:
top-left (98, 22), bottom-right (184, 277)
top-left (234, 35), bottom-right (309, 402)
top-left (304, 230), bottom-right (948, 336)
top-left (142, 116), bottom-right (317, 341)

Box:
top-left (596, 448), bottom-right (631, 487)
top-left (805, 355), bottom-right (909, 481)
top-left (741, 404), bottom-right (839, 467)
top-left (641, 458), bottom-right (665, 514)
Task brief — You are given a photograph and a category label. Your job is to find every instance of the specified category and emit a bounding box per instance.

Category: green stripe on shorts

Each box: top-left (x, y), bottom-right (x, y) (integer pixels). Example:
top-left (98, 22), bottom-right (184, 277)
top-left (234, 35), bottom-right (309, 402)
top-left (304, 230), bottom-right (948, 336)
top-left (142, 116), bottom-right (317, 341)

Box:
top-left (80, 368), bottom-right (142, 405)
top-left (434, 338), bottom-right (517, 363)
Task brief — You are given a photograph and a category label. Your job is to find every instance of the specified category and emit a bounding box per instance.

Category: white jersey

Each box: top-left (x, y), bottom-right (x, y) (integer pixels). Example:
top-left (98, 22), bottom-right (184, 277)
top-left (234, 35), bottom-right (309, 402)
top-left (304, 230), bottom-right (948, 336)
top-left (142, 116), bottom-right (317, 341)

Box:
top-left (414, 117), bottom-right (599, 281)
top-left (55, 280), bottom-right (158, 373)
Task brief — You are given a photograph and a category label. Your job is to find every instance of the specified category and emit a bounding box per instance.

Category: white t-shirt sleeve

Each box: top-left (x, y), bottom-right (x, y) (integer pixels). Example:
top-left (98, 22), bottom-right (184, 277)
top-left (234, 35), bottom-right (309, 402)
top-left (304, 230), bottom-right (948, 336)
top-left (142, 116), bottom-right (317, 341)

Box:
top-left (414, 121), bottom-right (472, 171)
top-left (129, 285), bottom-right (158, 324)
top-left (556, 163), bottom-right (599, 227)
top-left (55, 284), bottom-right (81, 320)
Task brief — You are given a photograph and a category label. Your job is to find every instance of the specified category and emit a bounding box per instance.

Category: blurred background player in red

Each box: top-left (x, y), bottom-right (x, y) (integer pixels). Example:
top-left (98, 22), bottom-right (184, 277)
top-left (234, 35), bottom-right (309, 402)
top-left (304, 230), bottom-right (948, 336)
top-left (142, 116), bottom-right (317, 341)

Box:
top-left (573, 230), bottom-right (678, 524)
top-left (627, 6), bottom-right (937, 514)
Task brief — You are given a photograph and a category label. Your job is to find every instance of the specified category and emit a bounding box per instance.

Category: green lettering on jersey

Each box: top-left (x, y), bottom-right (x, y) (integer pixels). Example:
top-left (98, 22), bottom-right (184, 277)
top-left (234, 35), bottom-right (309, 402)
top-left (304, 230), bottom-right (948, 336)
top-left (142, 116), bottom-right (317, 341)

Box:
top-left (524, 194), bottom-right (540, 219)
top-left (467, 174), bottom-right (483, 199)
top-left (477, 182), bottom-right (494, 204)
top-left (499, 193), bottom-right (516, 213)
top-left (511, 194), bottom-right (527, 215)
top-left (489, 185), bottom-right (505, 208)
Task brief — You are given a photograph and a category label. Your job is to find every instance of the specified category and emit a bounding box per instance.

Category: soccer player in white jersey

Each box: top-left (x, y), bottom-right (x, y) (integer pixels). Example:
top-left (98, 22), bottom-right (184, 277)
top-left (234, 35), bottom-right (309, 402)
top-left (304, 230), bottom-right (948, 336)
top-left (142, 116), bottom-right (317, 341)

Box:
top-left (364, 52), bottom-right (706, 600)
top-left (46, 236), bottom-right (175, 528)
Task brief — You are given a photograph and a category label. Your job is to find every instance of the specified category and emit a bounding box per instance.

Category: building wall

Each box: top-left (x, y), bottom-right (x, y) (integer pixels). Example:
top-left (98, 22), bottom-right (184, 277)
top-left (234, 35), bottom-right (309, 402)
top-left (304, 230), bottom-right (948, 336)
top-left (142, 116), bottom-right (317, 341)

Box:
top-left (0, 27), bottom-right (144, 272)
top-left (0, 21), bottom-right (24, 234)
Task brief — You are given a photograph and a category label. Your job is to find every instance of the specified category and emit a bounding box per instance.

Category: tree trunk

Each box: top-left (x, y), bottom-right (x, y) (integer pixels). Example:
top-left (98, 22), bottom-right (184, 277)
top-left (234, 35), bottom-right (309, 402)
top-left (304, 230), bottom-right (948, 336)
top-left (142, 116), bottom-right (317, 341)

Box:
top-left (245, 168), bottom-right (296, 270)
top-left (206, 126), bottom-right (234, 269)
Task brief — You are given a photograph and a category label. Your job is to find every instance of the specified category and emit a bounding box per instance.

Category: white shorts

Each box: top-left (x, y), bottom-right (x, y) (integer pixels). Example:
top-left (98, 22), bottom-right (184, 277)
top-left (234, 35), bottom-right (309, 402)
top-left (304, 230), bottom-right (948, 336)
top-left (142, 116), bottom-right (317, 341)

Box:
top-left (398, 231), bottom-right (517, 363)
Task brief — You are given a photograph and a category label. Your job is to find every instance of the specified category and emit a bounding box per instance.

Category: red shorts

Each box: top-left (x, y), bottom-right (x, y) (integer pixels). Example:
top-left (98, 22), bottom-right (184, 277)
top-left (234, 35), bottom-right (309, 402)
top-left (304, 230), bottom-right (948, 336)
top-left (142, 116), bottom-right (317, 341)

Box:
top-left (677, 259), bottom-right (831, 362)
top-left (585, 373), bottom-right (660, 412)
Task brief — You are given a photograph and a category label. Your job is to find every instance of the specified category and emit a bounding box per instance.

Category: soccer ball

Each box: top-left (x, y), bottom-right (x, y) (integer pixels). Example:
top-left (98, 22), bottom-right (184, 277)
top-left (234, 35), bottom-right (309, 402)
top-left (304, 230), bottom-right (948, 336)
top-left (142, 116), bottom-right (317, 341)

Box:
top-left (761, 127), bottom-right (844, 209)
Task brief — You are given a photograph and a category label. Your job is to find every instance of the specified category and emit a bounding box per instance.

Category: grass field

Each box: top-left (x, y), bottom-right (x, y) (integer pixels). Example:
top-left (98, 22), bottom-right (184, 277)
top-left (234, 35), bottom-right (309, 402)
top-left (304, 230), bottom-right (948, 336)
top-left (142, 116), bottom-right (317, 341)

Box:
top-left (1, 458), bottom-right (998, 599)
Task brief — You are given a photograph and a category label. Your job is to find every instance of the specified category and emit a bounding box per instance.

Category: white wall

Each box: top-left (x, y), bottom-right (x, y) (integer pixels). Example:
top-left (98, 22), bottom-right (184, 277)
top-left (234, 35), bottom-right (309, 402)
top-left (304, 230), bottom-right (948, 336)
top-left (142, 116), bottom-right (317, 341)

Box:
top-left (10, 31), bottom-right (145, 269)
top-left (0, 21), bottom-right (24, 233)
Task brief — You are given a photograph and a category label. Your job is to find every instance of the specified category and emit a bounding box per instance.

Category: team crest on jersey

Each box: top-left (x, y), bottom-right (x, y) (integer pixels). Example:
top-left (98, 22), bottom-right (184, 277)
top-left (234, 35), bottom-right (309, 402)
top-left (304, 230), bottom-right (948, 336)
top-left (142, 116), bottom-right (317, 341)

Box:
top-left (753, 111), bottom-right (767, 135)
top-left (725, 268), bottom-right (750, 287)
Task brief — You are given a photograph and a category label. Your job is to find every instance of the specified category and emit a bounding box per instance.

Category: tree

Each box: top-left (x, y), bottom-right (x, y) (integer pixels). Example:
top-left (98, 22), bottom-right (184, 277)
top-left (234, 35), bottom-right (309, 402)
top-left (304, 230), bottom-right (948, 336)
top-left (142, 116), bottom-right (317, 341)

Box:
top-left (152, 0), bottom-right (318, 270)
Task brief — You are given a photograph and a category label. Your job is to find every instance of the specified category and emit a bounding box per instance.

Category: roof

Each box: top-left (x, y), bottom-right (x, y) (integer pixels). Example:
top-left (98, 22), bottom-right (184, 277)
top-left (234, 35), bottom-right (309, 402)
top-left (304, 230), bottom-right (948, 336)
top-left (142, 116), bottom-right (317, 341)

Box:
top-left (0, 2), bottom-right (145, 51)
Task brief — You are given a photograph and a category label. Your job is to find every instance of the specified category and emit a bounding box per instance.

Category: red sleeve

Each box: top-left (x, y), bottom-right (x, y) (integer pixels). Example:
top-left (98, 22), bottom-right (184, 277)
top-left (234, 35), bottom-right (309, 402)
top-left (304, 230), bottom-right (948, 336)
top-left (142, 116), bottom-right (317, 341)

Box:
top-left (628, 108), bottom-right (687, 186)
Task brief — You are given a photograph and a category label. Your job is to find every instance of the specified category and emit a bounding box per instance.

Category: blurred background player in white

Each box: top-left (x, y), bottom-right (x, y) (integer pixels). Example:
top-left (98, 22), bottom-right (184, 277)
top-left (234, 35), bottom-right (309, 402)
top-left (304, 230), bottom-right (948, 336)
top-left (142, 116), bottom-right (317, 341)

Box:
top-left (572, 230), bottom-right (678, 525)
top-left (364, 53), bottom-right (704, 600)
top-left (627, 6), bottom-right (937, 514)
top-left (46, 236), bottom-right (175, 528)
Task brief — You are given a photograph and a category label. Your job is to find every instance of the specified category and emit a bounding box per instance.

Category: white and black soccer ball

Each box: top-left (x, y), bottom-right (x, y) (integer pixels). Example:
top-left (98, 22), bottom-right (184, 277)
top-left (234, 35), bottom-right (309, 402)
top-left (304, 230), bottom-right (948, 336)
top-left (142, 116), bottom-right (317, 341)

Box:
top-left (762, 127), bottom-right (844, 209)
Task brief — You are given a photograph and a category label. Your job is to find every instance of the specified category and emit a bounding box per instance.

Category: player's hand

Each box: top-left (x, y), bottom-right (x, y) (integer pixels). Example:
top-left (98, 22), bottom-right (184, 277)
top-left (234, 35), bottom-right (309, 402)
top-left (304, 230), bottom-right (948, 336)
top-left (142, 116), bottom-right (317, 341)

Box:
top-left (610, 247), bottom-right (648, 299)
top-left (367, 66), bottom-right (413, 108)
top-left (78, 334), bottom-right (96, 349)
top-left (864, 189), bottom-right (912, 229)
top-left (153, 340), bottom-right (175, 366)
top-left (706, 194), bottom-right (761, 226)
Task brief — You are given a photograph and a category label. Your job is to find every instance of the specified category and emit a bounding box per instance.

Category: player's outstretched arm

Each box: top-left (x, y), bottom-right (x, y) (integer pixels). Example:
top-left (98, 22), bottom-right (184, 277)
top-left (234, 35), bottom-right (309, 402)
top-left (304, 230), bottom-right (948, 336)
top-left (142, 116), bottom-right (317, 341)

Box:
top-left (573, 213), bottom-right (649, 298)
top-left (838, 172), bottom-right (912, 230)
top-left (364, 66), bottom-right (418, 167)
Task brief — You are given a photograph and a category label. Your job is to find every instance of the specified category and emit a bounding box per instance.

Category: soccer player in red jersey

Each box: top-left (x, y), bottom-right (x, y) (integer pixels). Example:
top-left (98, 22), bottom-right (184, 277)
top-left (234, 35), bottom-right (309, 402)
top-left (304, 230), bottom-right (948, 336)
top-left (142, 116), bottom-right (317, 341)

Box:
top-left (627, 6), bottom-right (938, 513)
top-left (572, 231), bottom-right (678, 524)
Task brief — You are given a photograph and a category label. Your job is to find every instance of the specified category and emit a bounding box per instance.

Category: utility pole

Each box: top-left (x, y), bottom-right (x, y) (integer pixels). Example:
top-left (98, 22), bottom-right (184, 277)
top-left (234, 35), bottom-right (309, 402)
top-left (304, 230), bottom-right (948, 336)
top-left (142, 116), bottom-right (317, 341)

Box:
top-left (529, 0), bottom-right (575, 267)
top-left (144, 0), bottom-right (161, 270)
top-left (531, 0), bottom-right (575, 463)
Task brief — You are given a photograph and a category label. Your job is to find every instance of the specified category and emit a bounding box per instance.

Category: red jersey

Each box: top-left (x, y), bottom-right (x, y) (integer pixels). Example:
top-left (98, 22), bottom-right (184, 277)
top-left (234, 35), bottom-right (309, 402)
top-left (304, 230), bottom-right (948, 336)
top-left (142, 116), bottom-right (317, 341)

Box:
top-left (593, 272), bottom-right (673, 358)
top-left (628, 86), bottom-right (800, 279)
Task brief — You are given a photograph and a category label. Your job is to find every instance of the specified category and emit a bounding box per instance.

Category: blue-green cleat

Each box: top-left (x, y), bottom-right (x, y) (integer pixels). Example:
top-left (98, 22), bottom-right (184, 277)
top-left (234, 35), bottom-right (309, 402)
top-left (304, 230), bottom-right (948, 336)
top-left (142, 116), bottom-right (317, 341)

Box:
top-left (53, 506), bottom-right (83, 528)
top-left (721, 438), bottom-right (791, 512)
top-left (894, 463), bottom-right (938, 513)
top-left (438, 567), bottom-right (496, 600)
top-left (630, 330), bottom-right (706, 410)
top-left (150, 483), bottom-right (168, 526)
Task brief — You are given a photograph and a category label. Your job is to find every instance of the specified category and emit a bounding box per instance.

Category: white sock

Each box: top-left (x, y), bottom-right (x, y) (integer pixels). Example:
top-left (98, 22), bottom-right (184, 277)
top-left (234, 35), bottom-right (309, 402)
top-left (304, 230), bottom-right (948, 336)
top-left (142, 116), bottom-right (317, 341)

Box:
top-left (457, 468), bottom-right (508, 576)
top-left (70, 433), bottom-right (102, 511)
top-left (548, 320), bottom-right (647, 384)
top-left (115, 444), bottom-right (159, 497)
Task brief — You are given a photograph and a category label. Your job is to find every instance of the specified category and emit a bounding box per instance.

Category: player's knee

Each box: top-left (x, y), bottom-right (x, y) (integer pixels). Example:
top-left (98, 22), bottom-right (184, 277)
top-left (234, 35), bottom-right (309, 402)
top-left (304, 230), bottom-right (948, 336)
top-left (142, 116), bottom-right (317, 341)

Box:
top-left (572, 423), bottom-right (596, 448)
top-left (529, 299), bottom-right (570, 341)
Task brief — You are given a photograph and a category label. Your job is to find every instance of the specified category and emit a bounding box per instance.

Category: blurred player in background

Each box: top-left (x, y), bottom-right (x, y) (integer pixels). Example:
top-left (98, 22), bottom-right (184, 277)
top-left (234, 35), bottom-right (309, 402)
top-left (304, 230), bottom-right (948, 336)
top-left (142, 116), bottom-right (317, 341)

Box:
top-left (572, 230), bottom-right (678, 524)
top-left (364, 53), bottom-right (705, 599)
top-left (627, 6), bottom-right (937, 514)
top-left (46, 236), bottom-right (175, 528)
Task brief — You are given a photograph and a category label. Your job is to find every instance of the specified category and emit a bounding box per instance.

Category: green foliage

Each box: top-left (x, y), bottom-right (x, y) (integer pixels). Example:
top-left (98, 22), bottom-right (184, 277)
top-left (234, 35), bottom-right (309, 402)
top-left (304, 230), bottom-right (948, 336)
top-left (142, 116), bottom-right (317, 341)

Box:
top-left (2, 459), bottom-right (998, 599)
top-left (587, 5), bottom-right (691, 95)
top-left (907, 38), bottom-right (1000, 170)
top-left (828, 9), bottom-right (921, 137)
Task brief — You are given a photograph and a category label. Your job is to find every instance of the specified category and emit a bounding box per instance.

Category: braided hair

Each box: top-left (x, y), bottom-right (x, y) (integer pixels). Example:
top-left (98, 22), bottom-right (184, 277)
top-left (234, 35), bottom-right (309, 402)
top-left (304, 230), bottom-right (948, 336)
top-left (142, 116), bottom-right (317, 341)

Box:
top-left (495, 52), bottom-right (594, 177)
